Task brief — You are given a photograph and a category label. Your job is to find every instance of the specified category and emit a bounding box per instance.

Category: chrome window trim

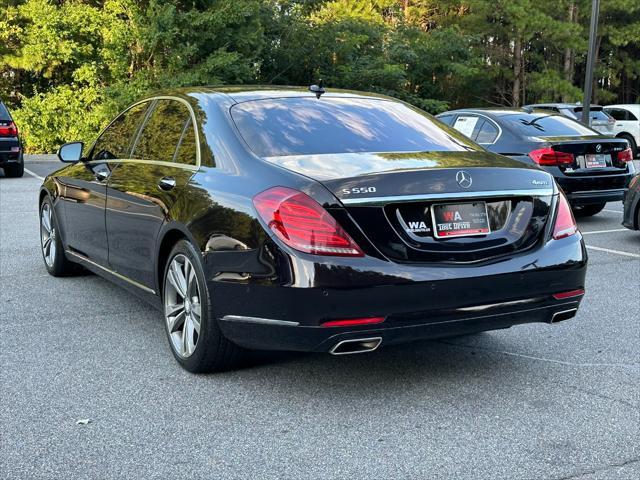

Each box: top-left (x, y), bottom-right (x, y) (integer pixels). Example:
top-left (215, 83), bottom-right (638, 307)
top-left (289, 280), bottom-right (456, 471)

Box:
top-left (88, 95), bottom-right (201, 169)
top-left (341, 188), bottom-right (556, 206)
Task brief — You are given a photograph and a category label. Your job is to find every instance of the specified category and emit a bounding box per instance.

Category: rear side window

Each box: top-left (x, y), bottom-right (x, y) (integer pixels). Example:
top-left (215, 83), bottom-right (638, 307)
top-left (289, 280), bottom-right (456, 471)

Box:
top-left (91, 102), bottom-right (150, 161)
top-left (605, 108), bottom-right (627, 121)
top-left (231, 98), bottom-right (477, 157)
top-left (500, 113), bottom-right (596, 137)
top-left (475, 120), bottom-right (499, 144)
top-left (452, 115), bottom-right (481, 138)
top-left (132, 100), bottom-right (196, 165)
top-left (0, 103), bottom-right (11, 121)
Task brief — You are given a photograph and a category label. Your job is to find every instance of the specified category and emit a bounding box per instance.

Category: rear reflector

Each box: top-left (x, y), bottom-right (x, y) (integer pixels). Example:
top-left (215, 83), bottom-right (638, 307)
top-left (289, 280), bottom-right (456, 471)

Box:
top-left (529, 147), bottom-right (574, 166)
top-left (253, 187), bottom-right (364, 257)
top-left (553, 289), bottom-right (585, 300)
top-left (617, 147), bottom-right (633, 163)
top-left (552, 192), bottom-right (578, 240)
top-left (321, 317), bottom-right (385, 328)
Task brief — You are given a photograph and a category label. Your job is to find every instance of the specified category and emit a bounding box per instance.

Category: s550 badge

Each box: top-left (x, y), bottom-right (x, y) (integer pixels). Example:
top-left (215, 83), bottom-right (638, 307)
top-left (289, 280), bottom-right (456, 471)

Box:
top-left (342, 186), bottom-right (377, 195)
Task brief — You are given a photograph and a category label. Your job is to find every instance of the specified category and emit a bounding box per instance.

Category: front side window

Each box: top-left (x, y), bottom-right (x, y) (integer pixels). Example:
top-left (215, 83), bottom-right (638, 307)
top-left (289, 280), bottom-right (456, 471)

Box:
top-left (91, 102), bottom-right (150, 161)
top-left (231, 97), bottom-right (478, 157)
top-left (132, 100), bottom-right (196, 165)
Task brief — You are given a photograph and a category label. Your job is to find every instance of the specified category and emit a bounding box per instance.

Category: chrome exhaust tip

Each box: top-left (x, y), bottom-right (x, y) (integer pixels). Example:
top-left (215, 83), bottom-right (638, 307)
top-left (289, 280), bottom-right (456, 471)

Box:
top-left (329, 337), bottom-right (382, 355)
top-left (551, 308), bottom-right (578, 323)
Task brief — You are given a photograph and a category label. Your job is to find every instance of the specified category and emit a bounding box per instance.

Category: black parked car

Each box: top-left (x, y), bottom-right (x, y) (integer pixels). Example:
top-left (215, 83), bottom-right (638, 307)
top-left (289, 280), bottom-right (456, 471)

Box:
top-left (437, 108), bottom-right (636, 216)
top-left (622, 174), bottom-right (640, 231)
top-left (40, 87), bottom-right (587, 373)
top-left (0, 101), bottom-right (24, 177)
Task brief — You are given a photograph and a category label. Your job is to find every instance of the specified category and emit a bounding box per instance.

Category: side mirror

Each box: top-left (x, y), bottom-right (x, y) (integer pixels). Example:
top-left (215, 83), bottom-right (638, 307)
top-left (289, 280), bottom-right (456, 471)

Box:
top-left (57, 142), bottom-right (84, 163)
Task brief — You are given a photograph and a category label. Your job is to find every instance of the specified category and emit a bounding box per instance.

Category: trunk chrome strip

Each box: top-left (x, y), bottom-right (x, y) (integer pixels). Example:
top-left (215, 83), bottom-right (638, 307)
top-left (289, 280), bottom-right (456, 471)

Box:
top-left (65, 250), bottom-right (156, 295)
top-left (340, 188), bottom-right (555, 205)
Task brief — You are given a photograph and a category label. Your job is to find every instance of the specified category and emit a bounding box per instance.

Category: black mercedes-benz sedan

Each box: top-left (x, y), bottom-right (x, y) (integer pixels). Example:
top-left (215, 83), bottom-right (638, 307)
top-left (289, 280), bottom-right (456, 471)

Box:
top-left (39, 87), bottom-right (587, 372)
top-left (437, 108), bottom-right (636, 217)
top-left (622, 174), bottom-right (640, 231)
top-left (0, 101), bottom-right (24, 178)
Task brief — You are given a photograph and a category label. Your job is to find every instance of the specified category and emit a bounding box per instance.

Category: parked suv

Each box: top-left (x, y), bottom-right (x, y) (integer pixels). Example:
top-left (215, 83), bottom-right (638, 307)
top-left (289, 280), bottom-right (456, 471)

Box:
top-left (603, 104), bottom-right (639, 158)
top-left (0, 101), bottom-right (24, 177)
top-left (524, 103), bottom-right (615, 135)
top-left (437, 108), bottom-right (635, 217)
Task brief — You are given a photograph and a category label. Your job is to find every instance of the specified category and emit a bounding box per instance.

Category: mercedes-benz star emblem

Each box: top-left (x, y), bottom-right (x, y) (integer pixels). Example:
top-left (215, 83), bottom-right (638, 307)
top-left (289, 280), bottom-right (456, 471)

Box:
top-left (596, 144), bottom-right (602, 153)
top-left (456, 170), bottom-right (473, 189)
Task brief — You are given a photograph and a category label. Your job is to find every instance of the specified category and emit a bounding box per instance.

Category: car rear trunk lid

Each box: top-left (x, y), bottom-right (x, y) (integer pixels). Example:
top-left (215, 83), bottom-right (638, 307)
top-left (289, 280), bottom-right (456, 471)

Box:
top-left (265, 151), bottom-right (556, 263)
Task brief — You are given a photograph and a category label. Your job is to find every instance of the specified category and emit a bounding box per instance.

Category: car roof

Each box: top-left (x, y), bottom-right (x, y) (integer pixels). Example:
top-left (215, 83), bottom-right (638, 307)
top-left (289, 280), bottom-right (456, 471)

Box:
top-left (438, 107), bottom-right (541, 118)
top-left (605, 104), bottom-right (640, 113)
top-left (526, 103), bottom-right (604, 110)
top-left (138, 85), bottom-right (398, 105)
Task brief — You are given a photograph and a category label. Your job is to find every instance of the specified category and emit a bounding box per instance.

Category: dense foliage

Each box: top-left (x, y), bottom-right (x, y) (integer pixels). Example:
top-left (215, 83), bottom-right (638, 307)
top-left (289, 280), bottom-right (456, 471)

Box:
top-left (1, 0), bottom-right (638, 152)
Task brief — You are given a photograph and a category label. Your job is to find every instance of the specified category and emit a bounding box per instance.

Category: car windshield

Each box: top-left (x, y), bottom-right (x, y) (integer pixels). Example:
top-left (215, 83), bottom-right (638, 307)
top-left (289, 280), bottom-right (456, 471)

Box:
top-left (230, 97), bottom-right (476, 157)
top-left (0, 103), bottom-right (11, 121)
top-left (501, 113), bottom-right (597, 137)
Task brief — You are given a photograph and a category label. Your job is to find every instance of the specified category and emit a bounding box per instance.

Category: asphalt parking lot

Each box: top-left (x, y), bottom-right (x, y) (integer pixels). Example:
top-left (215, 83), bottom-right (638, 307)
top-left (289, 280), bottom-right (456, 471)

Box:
top-left (1, 157), bottom-right (639, 480)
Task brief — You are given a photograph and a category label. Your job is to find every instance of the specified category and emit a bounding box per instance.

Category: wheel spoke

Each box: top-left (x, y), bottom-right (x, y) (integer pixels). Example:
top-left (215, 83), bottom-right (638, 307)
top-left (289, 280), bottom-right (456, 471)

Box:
top-left (182, 317), bottom-right (191, 355)
top-left (41, 207), bottom-right (51, 233)
top-left (170, 261), bottom-right (188, 298)
top-left (191, 301), bottom-right (201, 320)
top-left (49, 240), bottom-right (56, 263)
top-left (191, 314), bottom-right (201, 335)
top-left (168, 309), bottom-right (186, 334)
top-left (43, 236), bottom-right (51, 253)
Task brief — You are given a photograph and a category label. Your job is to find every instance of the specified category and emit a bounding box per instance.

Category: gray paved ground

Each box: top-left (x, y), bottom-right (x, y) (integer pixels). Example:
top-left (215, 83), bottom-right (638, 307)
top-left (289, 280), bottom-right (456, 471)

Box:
top-left (1, 157), bottom-right (639, 479)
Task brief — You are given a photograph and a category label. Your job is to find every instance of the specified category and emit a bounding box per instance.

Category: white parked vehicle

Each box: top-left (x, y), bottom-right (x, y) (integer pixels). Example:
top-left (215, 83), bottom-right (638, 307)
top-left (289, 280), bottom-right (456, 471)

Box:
top-left (603, 105), bottom-right (640, 158)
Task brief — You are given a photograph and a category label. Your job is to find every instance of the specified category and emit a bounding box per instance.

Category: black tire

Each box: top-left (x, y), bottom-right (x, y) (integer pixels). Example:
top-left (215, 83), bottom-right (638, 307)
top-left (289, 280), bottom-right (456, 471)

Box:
top-left (39, 197), bottom-right (80, 276)
top-left (572, 202), bottom-right (606, 217)
top-left (619, 133), bottom-right (638, 158)
top-left (4, 161), bottom-right (24, 178)
top-left (162, 239), bottom-right (245, 373)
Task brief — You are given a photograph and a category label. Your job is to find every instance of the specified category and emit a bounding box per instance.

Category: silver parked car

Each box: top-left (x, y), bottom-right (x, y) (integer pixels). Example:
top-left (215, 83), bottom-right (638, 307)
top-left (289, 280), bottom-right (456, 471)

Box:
top-left (524, 103), bottom-right (615, 135)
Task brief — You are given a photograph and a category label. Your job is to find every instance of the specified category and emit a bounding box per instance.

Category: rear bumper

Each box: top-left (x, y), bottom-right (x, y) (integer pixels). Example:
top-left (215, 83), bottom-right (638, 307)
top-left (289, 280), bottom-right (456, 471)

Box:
top-left (566, 188), bottom-right (626, 205)
top-left (218, 300), bottom-right (582, 352)
top-left (209, 235), bottom-right (587, 352)
top-left (548, 162), bottom-right (635, 206)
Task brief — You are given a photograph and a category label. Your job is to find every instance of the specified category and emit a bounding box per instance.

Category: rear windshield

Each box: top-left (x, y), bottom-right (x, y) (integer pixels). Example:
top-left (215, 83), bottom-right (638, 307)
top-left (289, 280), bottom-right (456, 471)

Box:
top-left (575, 109), bottom-right (611, 121)
top-left (230, 97), bottom-right (476, 157)
top-left (0, 103), bottom-right (11, 121)
top-left (501, 113), bottom-right (597, 137)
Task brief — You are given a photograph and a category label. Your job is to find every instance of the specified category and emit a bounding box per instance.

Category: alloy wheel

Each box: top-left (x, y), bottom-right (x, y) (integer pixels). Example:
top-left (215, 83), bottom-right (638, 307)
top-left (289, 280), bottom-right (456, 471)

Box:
top-left (40, 203), bottom-right (57, 268)
top-left (164, 254), bottom-right (202, 358)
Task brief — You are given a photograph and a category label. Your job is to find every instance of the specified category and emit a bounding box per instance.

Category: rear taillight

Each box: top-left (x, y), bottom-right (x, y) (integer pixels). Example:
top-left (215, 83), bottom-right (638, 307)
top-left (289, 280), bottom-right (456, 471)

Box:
top-left (0, 121), bottom-right (18, 137)
top-left (617, 147), bottom-right (633, 163)
top-left (552, 192), bottom-right (578, 240)
top-left (253, 187), bottom-right (364, 257)
top-left (529, 147), bottom-right (574, 166)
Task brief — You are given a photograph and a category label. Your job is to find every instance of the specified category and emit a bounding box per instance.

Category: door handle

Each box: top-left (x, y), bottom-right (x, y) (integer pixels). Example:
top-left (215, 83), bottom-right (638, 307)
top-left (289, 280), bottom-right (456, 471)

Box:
top-left (95, 170), bottom-right (109, 182)
top-left (158, 176), bottom-right (176, 191)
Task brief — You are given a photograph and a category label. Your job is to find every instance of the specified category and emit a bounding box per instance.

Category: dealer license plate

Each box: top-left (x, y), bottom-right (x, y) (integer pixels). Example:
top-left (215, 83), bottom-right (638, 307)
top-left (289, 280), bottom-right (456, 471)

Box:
top-left (431, 202), bottom-right (491, 239)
